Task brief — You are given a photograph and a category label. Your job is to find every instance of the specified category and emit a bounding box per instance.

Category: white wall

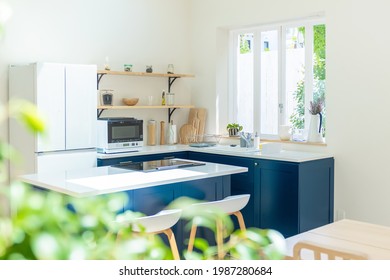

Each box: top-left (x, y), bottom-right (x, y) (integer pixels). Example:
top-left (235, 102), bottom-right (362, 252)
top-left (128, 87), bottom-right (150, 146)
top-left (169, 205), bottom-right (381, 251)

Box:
top-left (0, 0), bottom-right (193, 144)
top-left (189, 0), bottom-right (390, 226)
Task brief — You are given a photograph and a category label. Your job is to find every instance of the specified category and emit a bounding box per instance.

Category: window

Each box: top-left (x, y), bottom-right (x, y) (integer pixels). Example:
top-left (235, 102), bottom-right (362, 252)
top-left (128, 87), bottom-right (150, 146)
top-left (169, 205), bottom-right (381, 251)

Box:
top-left (230, 19), bottom-right (326, 140)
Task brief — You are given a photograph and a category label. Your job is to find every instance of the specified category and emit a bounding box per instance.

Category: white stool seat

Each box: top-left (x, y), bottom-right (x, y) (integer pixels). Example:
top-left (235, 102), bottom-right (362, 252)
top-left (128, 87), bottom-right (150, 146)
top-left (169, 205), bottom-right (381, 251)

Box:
top-left (191, 194), bottom-right (250, 214)
top-left (117, 209), bottom-right (182, 260)
top-left (132, 209), bottom-right (182, 233)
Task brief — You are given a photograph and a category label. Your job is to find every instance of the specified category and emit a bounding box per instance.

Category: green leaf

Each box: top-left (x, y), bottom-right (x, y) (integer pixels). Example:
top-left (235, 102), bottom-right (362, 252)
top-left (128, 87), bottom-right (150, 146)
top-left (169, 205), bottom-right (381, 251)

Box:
top-left (8, 99), bottom-right (46, 134)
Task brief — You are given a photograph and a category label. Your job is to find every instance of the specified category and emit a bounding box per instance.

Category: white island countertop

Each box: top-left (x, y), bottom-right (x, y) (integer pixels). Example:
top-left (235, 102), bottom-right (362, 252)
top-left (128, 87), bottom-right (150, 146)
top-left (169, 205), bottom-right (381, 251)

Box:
top-left (19, 160), bottom-right (248, 198)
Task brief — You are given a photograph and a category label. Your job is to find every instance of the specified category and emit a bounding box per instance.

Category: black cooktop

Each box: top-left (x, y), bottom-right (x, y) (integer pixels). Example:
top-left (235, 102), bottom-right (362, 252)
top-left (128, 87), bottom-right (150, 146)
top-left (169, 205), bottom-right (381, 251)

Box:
top-left (111, 159), bottom-right (205, 172)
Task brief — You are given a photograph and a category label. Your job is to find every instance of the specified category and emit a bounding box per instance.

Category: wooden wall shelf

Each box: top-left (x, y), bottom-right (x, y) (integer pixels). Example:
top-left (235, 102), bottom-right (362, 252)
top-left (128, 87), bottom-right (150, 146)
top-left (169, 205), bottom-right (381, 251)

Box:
top-left (98, 105), bottom-right (195, 110)
top-left (97, 70), bottom-right (194, 78)
top-left (97, 70), bottom-right (195, 121)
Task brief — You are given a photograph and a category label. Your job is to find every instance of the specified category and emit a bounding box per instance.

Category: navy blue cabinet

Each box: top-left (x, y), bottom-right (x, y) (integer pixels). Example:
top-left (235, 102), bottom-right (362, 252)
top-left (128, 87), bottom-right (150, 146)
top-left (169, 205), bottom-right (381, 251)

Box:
top-left (255, 158), bottom-right (334, 237)
top-left (255, 160), bottom-right (299, 237)
top-left (188, 151), bottom-right (334, 238)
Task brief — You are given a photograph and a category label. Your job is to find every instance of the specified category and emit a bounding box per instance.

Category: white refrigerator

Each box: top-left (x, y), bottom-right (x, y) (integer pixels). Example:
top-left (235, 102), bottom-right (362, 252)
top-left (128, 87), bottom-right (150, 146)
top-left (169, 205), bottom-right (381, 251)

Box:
top-left (9, 62), bottom-right (97, 177)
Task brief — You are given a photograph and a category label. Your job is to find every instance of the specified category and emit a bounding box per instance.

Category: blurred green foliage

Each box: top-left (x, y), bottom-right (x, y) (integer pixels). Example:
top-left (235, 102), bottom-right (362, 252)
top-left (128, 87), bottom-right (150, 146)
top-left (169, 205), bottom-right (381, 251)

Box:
top-left (0, 183), bottom-right (169, 260)
top-left (169, 197), bottom-right (286, 260)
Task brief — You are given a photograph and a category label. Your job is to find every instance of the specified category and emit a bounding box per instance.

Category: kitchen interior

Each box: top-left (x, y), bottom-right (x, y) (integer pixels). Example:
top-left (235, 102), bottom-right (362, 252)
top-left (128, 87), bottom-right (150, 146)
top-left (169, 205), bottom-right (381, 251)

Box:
top-left (1, 0), bottom-right (390, 260)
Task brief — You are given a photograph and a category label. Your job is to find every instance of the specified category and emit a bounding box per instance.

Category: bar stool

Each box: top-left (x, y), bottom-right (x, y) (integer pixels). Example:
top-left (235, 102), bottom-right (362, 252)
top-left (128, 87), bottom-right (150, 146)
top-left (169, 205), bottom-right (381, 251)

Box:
top-left (187, 194), bottom-right (250, 258)
top-left (117, 209), bottom-right (182, 260)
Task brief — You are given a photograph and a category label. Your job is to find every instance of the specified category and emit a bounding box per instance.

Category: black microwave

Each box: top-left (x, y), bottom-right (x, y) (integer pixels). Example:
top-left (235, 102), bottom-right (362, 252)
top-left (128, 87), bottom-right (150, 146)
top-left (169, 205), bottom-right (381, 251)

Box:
top-left (97, 118), bottom-right (143, 153)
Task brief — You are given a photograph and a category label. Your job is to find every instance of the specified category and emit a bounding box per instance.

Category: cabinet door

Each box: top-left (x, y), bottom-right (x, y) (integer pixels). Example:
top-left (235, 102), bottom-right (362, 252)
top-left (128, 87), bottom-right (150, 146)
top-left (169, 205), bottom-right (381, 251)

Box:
top-left (36, 63), bottom-right (66, 152)
top-left (65, 64), bottom-right (97, 150)
top-left (257, 160), bottom-right (299, 238)
top-left (131, 185), bottom-right (176, 215)
top-left (299, 158), bottom-right (334, 232)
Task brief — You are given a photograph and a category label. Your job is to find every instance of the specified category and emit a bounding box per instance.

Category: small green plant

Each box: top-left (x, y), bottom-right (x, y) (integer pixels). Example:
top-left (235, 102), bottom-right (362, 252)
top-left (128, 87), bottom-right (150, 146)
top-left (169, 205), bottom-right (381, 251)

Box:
top-left (226, 123), bottom-right (243, 131)
top-left (226, 123), bottom-right (243, 137)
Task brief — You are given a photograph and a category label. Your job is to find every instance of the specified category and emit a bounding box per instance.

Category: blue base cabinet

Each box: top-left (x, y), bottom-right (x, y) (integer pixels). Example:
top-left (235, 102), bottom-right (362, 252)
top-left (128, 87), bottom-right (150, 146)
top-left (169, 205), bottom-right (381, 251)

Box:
top-left (256, 160), bottom-right (299, 238)
top-left (256, 159), bottom-right (334, 237)
top-left (188, 151), bottom-right (334, 238)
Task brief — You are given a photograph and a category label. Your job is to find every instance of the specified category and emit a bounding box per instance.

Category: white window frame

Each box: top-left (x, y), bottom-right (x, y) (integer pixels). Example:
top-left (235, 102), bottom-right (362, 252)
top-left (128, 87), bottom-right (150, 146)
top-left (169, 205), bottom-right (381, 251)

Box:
top-left (229, 18), bottom-right (325, 139)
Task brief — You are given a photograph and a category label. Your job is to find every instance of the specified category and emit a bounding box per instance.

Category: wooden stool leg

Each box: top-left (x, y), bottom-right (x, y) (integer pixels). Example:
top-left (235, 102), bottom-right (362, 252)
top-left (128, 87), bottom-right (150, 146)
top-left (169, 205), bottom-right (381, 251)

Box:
top-left (163, 229), bottom-right (180, 260)
top-left (233, 211), bottom-right (246, 231)
top-left (116, 229), bottom-right (123, 244)
top-left (187, 222), bottom-right (198, 253)
top-left (216, 219), bottom-right (225, 259)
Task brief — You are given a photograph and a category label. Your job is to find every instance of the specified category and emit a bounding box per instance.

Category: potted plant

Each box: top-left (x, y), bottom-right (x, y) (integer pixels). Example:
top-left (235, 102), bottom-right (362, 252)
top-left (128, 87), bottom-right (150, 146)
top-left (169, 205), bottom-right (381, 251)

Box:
top-left (226, 123), bottom-right (243, 137)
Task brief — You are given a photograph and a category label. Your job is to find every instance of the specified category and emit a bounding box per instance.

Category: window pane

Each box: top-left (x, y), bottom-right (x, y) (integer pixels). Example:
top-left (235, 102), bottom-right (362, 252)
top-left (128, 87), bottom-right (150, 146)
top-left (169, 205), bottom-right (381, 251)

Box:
top-left (260, 30), bottom-right (279, 135)
top-left (236, 33), bottom-right (254, 132)
top-left (286, 26), bottom-right (305, 129)
top-left (313, 24), bottom-right (326, 134)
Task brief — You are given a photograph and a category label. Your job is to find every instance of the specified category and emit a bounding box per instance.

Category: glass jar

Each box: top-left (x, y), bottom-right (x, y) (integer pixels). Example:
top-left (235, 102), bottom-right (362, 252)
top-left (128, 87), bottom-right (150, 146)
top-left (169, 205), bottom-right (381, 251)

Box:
top-left (166, 92), bottom-right (175, 106)
top-left (100, 89), bottom-right (114, 106)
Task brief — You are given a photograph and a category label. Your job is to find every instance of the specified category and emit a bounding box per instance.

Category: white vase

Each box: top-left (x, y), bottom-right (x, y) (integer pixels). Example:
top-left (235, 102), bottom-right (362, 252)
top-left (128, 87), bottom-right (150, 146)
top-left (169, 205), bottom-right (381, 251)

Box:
top-left (307, 114), bottom-right (323, 143)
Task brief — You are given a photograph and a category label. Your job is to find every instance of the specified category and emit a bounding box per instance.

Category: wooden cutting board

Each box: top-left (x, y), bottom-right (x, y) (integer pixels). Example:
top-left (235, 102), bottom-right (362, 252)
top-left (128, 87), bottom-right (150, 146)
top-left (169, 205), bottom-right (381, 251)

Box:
top-left (188, 108), bottom-right (206, 139)
top-left (179, 123), bottom-right (195, 144)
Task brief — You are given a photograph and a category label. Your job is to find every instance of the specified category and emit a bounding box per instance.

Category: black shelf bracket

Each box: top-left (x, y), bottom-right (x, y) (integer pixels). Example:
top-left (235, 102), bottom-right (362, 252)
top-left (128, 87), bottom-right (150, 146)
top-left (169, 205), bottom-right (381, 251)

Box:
top-left (97, 73), bottom-right (106, 90)
top-left (97, 73), bottom-right (107, 118)
top-left (168, 76), bottom-right (181, 122)
top-left (168, 76), bottom-right (179, 93)
top-left (168, 108), bottom-right (177, 123)
top-left (97, 109), bottom-right (105, 118)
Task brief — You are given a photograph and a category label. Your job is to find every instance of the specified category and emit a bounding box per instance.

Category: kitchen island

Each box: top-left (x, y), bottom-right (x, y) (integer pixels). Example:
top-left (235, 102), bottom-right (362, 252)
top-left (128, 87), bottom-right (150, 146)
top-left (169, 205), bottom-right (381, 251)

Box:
top-left (19, 160), bottom-right (247, 198)
top-left (20, 160), bottom-right (248, 252)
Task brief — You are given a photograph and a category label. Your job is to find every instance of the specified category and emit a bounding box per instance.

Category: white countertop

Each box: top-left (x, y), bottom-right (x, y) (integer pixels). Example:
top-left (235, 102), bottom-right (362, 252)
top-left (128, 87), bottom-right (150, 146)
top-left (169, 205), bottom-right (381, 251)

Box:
top-left (96, 144), bottom-right (332, 163)
top-left (19, 160), bottom-right (248, 198)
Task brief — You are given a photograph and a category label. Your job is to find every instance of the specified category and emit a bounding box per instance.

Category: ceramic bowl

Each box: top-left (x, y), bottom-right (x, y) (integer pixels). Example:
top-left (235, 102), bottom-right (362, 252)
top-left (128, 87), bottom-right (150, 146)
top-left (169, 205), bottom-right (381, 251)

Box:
top-left (122, 98), bottom-right (139, 106)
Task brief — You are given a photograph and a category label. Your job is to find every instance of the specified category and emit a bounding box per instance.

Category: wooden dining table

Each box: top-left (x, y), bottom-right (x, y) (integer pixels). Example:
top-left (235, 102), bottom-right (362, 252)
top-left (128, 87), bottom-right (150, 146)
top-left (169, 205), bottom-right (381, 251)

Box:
top-left (285, 219), bottom-right (390, 259)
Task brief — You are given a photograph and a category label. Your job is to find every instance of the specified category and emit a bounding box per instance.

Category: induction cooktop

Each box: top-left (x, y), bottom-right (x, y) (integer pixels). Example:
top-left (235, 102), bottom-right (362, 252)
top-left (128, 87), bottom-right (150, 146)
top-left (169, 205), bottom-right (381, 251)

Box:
top-left (111, 159), bottom-right (205, 172)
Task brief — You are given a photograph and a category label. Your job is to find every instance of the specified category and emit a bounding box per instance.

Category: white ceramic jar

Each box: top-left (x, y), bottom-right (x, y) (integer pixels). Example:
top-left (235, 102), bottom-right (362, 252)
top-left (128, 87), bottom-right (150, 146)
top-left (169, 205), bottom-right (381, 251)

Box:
top-left (279, 125), bottom-right (291, 141)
